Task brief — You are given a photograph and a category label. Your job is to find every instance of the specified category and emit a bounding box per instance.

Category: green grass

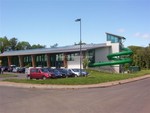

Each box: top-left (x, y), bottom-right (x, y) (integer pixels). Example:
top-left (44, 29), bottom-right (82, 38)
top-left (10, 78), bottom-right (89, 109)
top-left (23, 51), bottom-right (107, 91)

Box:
top-left (3, 69), bottom-right (150, 85)
top-left (0, 74), bottom-right (17, 78)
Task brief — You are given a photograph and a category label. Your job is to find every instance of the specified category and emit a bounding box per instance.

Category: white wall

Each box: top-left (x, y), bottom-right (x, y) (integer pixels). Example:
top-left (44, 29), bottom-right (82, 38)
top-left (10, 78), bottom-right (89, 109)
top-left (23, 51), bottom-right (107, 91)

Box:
top-left (67, 56), bottom-right (83, 69)
top-left (106, 41), bottom-right (120, 73)
top-left (106, 41), bottom-right (120, 53)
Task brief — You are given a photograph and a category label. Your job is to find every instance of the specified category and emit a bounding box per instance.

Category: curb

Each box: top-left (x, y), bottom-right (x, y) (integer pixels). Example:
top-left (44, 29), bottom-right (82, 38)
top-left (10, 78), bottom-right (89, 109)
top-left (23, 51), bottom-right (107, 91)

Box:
top-left (0, 74), bottom-right (150, 89)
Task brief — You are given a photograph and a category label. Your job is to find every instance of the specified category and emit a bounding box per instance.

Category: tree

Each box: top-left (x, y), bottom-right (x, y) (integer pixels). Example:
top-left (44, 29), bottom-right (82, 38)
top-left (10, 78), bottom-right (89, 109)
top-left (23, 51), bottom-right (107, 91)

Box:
top-left (142, 47), bottom-right (150, 69)
top-left (9, 37), bottom-right (18, 50)
top-left (83, 57), bottom-right (90, 69)
top-left (31, 44), bottom-right (46, 49)
top-left (16, 41), bottom-right (31, 50)
top-left (128, 46), bottom-right (143, 66)
top-left (0, 36), bottom-right (10, 52)
top-left (128, 45), bottom-right (150, 69)
top-left (74, 42), bottom-right (86, 45)
top-left (50, 43), bottom-right (58, 48)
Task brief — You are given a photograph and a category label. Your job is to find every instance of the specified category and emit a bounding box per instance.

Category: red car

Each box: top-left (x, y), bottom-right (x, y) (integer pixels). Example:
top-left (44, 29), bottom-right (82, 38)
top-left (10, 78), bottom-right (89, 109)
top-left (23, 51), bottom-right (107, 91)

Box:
top-left (27, 68), bottom-right (54, 80)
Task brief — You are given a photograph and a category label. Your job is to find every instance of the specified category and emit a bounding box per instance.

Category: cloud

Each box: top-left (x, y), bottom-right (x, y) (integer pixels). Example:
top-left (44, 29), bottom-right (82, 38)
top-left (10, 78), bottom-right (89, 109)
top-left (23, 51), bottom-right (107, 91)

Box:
top-left (117, 28), bottom-right (125, 33)
top-left (134, 32), bottom-right (150, 39)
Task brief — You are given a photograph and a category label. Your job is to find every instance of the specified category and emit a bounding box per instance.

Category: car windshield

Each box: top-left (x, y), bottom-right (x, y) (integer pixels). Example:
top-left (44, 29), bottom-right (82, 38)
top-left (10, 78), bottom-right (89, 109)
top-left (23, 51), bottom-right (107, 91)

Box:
top-left (59, 69), bottom-right (67, 73)
top-left (72, 69), bottom-right (80, 72)
top-left (72, 69), bottom-right (86, 72)
top-left (54, 70), bottom-right (60, 73)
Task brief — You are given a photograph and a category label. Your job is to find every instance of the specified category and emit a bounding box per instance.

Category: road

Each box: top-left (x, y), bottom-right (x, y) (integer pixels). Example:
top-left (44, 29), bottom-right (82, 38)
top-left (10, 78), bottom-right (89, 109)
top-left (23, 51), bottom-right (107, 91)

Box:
top-left (0, 78), bottom-right (150, 113)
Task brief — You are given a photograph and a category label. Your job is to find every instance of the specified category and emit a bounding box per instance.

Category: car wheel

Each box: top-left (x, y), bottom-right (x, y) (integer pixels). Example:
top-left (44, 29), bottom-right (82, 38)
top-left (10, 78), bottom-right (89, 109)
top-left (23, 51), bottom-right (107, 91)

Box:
top-left (43, 76), bottom-right (46, 80)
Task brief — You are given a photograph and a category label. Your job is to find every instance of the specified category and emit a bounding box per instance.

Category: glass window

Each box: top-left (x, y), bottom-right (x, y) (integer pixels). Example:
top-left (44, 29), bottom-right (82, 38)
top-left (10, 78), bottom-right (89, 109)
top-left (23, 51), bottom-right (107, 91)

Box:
top-left (88, 50), bottom-right (95, 63)
top-left (107, 34), bottom-right (120, 43)
top-left (67, 53), bottom-right (75, 61)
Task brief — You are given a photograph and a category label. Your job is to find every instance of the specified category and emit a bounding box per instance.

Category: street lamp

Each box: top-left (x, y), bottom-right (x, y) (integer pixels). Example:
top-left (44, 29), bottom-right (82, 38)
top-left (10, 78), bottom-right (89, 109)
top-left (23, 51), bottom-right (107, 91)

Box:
top-left (75, 18), bottom-right (82, 75)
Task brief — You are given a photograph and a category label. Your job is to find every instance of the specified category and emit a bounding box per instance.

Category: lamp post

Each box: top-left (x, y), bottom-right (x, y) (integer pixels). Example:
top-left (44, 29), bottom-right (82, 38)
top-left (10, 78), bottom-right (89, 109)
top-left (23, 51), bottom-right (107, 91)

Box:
top-left (75, 18), bottom-right (82, 75)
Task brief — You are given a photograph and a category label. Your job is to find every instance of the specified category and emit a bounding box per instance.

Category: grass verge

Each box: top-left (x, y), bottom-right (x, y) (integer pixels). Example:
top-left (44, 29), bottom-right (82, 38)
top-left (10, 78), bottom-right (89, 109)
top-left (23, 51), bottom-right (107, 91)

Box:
top-left (3, 69), bottom-right (150, 85)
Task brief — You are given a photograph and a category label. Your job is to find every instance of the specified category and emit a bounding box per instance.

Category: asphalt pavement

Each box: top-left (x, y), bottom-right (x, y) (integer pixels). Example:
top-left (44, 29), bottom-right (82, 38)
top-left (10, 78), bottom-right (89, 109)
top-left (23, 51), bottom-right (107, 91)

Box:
top-left (1, 78), bottom-right (150, 113)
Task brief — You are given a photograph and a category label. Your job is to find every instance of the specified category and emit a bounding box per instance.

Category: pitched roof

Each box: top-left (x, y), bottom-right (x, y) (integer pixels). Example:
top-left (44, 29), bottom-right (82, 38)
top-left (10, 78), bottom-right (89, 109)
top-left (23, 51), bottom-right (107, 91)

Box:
top-left (0, 43), bottom-right (110, 56)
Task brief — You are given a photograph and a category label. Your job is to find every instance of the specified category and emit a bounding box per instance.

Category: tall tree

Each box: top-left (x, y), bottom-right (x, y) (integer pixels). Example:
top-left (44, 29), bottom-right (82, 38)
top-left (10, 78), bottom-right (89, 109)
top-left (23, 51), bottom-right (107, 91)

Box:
top-left (0, 36), bottom-right (10, 52)
top-left (16, 41), bottom-right (31, 50)
top-left (128, 45), bottom-right (150, 69)
top-left (143, 47), bottom-right (150, 69)
top-left (9, 37), bottom-right (18, 50)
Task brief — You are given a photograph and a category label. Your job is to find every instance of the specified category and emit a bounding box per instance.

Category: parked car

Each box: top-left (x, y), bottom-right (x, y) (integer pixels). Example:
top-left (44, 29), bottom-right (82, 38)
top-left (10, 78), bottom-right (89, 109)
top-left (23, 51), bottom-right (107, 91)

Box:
top-left (68, 69), bottom-right (89, 77)
top-left (47, 68), bottom-right (62, 78)
top-left (12, 67), bottom-right (20, 73)
top-left (57, 68), bottom-right (75, 78)
top-left (26, 67), bottom-right (55, 80)
top-left (18, 67), bottom-right (26, 73)
top-left (1, 66), bottom-right (8, 72)
top-left (8, 65), bottom-right (16, 72)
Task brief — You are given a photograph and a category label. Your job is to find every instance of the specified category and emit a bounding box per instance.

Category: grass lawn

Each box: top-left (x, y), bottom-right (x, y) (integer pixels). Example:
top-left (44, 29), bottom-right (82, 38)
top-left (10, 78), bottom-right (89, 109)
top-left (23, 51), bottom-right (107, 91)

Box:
top-left (3, 69), bottom-right (150, 85)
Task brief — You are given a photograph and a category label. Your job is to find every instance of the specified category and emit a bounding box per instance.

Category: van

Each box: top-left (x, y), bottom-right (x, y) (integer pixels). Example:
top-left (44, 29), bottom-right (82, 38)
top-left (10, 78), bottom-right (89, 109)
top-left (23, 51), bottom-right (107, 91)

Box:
top-left (26, 67), bottom-right (55, 80)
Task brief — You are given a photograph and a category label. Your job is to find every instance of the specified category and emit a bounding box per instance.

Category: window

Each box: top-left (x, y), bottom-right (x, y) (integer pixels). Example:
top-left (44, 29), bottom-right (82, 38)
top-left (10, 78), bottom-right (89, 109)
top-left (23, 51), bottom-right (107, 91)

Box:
top-left (67, 53), bottom-right (75, 61)
top-left (30, 69), bottom-right (36, 73)
top-left (107, 34), bottom-right (120, 43)
top-left (88, 50), bottom-right (95, 63)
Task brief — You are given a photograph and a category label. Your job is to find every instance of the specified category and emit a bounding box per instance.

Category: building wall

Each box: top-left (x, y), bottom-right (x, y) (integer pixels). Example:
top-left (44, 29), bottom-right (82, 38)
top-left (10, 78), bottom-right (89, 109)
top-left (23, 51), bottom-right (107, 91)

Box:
top-left (95, 47), bottom-right (110, 63)
top-left (0, 41), bottom-right (122, 73)
top-left (92, 41), bottom-right (120, 73)
top-left (106, 41), bottom-right (120, 73)
top-left (67, 55), bottom-right (83, 69)
top-left (106, 41), bottom-right (120, 53)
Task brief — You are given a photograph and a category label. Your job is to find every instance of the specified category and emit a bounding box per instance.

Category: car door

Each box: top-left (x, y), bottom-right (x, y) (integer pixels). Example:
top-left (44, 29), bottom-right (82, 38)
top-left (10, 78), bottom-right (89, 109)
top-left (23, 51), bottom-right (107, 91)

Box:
top-left (30, 68), bottom-right (36, 78)
top-left (36, 69), bottom-right (42, 79)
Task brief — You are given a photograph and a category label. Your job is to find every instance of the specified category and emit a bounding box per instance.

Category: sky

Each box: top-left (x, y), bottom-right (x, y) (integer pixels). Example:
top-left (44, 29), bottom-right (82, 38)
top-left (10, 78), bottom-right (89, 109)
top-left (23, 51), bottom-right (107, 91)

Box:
top-left (0, 0), bottom-right (150, 48)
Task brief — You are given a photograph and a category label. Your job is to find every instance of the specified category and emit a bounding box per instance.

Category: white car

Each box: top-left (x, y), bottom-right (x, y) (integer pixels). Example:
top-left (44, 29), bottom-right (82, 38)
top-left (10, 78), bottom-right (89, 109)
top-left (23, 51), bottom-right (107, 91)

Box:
top-left (68, 69), bottom-right (88, 77)
top-left (12, 67), bottom-right (20, 73)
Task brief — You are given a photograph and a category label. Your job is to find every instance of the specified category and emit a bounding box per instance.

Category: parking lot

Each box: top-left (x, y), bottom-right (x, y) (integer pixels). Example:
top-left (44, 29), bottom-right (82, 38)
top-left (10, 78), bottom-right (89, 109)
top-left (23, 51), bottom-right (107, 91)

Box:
top-left (0, 72), bottom-right (26, 81)
top-left (0, 67), bottom-right (89, 81)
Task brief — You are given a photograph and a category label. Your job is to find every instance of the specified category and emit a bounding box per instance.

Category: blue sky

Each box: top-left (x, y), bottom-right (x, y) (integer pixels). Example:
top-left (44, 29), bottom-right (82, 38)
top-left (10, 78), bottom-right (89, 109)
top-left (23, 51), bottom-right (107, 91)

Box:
top-left (0, 0), bottom-right (150, 47)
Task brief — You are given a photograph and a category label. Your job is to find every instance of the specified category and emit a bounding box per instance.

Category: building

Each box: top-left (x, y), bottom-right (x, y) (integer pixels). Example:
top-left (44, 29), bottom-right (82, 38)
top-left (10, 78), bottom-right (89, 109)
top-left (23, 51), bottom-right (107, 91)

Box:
top-left (0, 33), bottom-right (131, 73)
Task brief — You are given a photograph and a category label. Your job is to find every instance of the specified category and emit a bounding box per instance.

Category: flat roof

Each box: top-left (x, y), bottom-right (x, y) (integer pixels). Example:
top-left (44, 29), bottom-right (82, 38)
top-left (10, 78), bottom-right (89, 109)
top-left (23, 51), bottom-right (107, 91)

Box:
top-left (0, 43), bottom-right (110, 57)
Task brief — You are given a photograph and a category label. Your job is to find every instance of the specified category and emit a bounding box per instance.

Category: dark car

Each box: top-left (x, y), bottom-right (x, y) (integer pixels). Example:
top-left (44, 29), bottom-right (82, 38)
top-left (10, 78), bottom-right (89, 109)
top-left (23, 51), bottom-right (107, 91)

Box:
top-left (8, 65), bottom-right (16, 72)
top-left (57, 68), bottom-right (75, 78)
top-left (46, 68), bottom-right (62, 78)
top-left (1, 66), bottom-right (8, 72)
top-left (27, 68), bottom-right (55, 80)
top-left (18, 67), bottom-right (26, 73)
